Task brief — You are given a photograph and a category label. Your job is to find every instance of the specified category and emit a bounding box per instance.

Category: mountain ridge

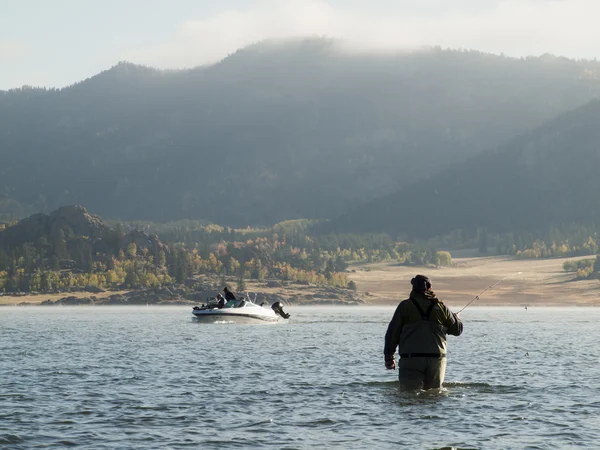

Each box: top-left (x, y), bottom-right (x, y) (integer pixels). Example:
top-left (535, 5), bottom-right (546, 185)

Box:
top-left (2, 38), bottom-right (600, 225)
top-left (328, 98), bottom-right (600, 238)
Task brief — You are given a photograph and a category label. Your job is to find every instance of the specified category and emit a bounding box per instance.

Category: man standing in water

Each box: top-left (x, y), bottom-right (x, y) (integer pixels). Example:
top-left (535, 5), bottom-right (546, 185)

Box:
top-left (384, 275), bottom-right (463, 390)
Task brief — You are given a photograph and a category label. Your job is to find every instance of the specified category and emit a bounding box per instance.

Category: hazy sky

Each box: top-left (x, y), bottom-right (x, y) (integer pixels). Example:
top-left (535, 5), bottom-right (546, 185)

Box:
top-left (1, 0), bottom-right (599, 89)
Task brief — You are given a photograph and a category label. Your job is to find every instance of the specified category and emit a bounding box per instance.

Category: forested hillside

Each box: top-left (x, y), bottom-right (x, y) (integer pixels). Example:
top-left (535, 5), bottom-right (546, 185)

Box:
top-left (0, 205), bottom-right (450, 293)
top-left (2, 39), bottom-right (600, 224)
top-left (329, 99), bottom-right (600, 239)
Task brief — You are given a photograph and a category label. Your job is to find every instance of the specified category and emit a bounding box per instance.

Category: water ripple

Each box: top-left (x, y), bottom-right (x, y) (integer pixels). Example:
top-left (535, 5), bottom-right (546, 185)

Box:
top-left (1, 306), bottom-right (600, 449)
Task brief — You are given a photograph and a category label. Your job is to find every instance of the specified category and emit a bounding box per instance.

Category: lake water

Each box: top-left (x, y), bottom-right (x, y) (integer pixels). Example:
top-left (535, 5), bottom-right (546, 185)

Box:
top-left (1, 305), bottom-right (599, 449)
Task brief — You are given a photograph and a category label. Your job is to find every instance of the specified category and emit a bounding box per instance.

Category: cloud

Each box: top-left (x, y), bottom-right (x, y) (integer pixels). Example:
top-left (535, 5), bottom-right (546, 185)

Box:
top-left (418, 0), bottom-right (600, 57)
top-left (0, 39), bottom-right (30, 63)
top-left (128, 0), bottom-right (600, 70)
top-left (130, 0), bottom-right (348, 68)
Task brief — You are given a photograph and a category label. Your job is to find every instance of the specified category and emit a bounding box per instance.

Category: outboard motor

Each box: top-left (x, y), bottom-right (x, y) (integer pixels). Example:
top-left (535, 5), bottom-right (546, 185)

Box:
top-left (271, 301), bottom-right (290, 319)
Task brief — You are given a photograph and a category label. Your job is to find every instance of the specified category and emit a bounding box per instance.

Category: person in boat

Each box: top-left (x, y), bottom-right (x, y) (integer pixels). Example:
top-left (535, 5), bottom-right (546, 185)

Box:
top-left (223, 287), bottom-right (237, 303)
top-left (221, 287), bottom-right (238, 308)
top-left (383, 275), bottom-right (463, 390)
top-left (216, 293), bottom-right (227, 309)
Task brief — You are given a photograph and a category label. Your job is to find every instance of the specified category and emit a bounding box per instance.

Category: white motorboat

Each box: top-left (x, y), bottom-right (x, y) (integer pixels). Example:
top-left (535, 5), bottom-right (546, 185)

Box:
top-left (192, 296), bottom-right (290, 323)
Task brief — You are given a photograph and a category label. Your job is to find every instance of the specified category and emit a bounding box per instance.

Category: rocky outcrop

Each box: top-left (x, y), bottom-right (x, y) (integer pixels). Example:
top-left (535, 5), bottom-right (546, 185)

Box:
top-left (48, 205), bottom-right (108, 240)
top-left (122, 229), bottom-right (167, 254)
top-left (0, 205), bottom-right (174, 274)
top-left (0, 205), bottom-right (109, 249)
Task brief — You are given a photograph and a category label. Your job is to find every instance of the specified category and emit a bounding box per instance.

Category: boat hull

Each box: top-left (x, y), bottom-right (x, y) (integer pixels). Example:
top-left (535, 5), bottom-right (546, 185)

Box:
top-left (192, 309), bottom-right (280, 323)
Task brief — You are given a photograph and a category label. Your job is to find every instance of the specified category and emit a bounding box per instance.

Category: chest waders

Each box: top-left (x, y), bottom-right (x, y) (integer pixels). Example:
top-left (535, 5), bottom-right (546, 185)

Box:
top-left (397, 298), bottom-right (449, 390)
top-left (398, 298), bottom-right (447, 358)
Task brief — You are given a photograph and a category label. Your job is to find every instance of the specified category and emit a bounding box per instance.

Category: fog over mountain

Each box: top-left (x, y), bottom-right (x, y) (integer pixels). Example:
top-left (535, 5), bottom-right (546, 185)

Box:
top-left (2, 39), bottom-right (600, 226)
top-left (4, 0), bottom-right (600, 90)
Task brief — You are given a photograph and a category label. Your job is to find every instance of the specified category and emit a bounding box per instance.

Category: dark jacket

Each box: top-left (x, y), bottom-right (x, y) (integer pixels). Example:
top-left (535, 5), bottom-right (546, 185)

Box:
top-left (384, 289), bottom-right (463, 358)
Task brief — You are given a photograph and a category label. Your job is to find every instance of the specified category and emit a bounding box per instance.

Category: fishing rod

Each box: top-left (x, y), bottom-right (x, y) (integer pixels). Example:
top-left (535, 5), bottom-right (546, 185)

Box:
top-left (457, 271), bottom-right (522, 313)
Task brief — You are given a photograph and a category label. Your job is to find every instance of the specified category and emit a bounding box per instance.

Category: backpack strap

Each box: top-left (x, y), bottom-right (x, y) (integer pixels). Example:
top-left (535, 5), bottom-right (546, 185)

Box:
top-left (411, 297), bottom-right (437, 320)
top-left (424, 300), bottom-right (436, 319)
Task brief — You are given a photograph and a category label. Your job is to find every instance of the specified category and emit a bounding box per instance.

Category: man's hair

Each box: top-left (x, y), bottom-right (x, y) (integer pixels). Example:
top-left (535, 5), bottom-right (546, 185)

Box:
top-left (411, 275), bottom-right (431, 291)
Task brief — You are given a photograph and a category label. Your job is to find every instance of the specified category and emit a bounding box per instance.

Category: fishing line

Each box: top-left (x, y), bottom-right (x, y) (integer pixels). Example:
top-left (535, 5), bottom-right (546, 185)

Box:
top-left (457, 271), bottom-right (522, 313)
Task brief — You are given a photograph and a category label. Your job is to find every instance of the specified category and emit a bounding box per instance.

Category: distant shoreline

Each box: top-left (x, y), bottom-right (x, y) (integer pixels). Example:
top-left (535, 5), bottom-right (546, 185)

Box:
top-left (2, 255), bottom-right (599, 307)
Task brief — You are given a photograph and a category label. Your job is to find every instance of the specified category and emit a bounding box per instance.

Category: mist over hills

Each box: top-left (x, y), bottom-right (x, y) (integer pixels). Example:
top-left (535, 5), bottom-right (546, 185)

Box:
top-left (330, 98), bottom-right (600, 239)
top-left (2, 38), bottom-right (600, 226)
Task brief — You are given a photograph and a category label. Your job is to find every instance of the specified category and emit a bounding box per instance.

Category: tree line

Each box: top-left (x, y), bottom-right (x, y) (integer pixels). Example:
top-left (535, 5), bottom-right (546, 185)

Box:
top-left (563, 256), bottom-right (600, 280)
top-left (6, 206), bottom-right (600, 295)
top-left (0, 214), bottom-right (453, 293)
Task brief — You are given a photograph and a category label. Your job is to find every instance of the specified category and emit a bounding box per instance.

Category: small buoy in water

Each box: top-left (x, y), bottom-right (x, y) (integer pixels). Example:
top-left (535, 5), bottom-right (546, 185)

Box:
top-left (525, 306), bottom-right (528, 310)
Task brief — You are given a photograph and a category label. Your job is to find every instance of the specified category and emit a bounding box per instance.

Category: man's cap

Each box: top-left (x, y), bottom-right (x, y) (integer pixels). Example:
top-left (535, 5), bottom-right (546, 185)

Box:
top-left (411, 275), bottom-right (431, 291)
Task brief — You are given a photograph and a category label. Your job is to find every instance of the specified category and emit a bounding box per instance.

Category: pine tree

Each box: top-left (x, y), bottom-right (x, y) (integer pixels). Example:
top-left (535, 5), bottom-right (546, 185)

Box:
top-left (124, 265), bottom-right (138, 288)
top-left (52, 228), bottom-right (68, 260)
top-left (324, 259), bottom-right (335, 279)
top-left (126, 243), bottom-right (137, 260)
top-left (50, 256), bottom-right (60, 271)
top-left (157, 250), bottom-right (166, 268)
top-left (334, 255), bottom-right (347, 272)
top-left (594, 255), bottom-right (600, 275)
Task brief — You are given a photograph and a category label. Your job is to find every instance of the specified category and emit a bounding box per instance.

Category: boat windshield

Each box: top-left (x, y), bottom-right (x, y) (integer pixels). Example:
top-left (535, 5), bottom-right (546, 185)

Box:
top-left (223, 298), bottom-right (261, 308)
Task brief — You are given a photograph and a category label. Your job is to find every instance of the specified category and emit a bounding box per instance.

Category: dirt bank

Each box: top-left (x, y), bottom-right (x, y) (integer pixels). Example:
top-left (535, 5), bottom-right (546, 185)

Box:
top-left (348, 255), bottom-right (600, 307)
